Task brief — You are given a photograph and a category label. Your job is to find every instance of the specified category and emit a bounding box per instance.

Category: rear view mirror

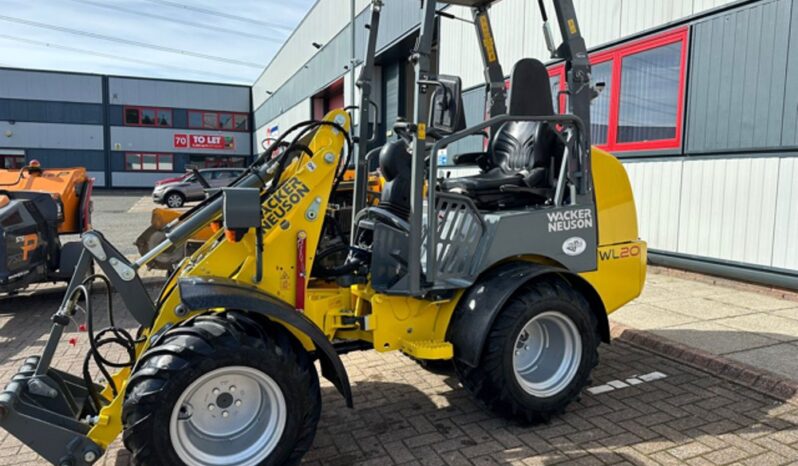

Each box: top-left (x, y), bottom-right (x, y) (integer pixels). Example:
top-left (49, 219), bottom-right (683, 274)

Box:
top-left (428, 75), bottom-right (466, 136)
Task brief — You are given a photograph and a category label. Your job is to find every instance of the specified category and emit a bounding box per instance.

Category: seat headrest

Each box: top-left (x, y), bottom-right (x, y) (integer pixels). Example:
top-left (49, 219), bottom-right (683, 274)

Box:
top-left (508, 58), bottom-right (554, 117)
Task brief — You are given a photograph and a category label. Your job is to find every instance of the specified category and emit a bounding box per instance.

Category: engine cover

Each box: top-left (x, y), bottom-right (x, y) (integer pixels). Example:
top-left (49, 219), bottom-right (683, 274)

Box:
top-left (0, 194), bottom-right (59, 291)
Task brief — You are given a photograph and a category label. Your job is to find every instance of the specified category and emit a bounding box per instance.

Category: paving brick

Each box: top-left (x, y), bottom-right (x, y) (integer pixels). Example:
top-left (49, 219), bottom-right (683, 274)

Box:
top-left (2, 286), bottom-right (798, 465)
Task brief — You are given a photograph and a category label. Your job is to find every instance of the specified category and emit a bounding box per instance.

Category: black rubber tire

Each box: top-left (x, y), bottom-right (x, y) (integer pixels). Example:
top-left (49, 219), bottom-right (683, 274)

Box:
top-left (165, 191), bottom-right (185, 208)
top-left (454, 278), bottom-right (599, 424)
top-left (122, 311), bottom-right (321, 466)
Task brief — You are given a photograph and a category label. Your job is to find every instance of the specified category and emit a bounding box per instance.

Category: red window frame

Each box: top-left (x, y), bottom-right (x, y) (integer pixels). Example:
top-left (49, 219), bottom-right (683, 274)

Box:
top-left (548, 66), bottom-right (567, 115)
top-left (188, 110), bottom-right (249, 132)
top-left (123, 106), bottom-right (173, 128)
top-left (125, 152), bottom-right (174, 172)
top-left (547, 27), bottom-right (688, 152)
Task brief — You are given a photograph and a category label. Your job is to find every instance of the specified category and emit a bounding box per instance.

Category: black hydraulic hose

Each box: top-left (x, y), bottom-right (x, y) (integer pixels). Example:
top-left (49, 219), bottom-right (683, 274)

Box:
top-left (0, 168), bottom-right (25, 187)
top-left (537, 0), bottom-right (549, 22)
top-left (73, 275), bottom-right (137, 412)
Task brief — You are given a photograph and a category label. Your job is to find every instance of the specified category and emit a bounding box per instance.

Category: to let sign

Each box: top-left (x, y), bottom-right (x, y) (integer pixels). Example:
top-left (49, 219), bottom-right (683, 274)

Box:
top-left (174, 134), bottom-right (235, 150)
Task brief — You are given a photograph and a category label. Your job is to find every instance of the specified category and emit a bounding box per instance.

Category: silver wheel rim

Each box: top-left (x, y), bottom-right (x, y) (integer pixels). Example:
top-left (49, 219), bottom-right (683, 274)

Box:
top-left (512, 311), bottom-right (582, 398)
top-left (169, 366), bottom-right (287, 466)
top-left (166, 194), bottom-right (182, 208)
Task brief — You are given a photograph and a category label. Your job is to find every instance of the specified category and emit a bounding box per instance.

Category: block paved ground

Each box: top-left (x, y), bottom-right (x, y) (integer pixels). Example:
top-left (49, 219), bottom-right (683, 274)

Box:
top-left (1, 284), bottom-right (798, 465)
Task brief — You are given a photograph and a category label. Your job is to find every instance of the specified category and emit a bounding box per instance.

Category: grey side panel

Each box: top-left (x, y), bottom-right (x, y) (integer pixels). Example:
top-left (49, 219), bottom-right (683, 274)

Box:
top-left (687, 0), bottom-right (790, 153)
top-left (477, 206), bottom-right (598, 275)
top-left (782, 0), bottom-right (798, 145)
top-left (178, 277), bottom-right (353, 408)
top-left (108, 77), bottom-right (249, 111)
top-left (0, 122), bottom-right (104, 150)
top-left (0, 69), bottom-right (102, 103)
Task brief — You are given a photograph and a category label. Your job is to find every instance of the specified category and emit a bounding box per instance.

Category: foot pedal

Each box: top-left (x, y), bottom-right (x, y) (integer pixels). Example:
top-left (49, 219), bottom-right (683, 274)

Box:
top-left (400, 340), bottom-right (453, 360)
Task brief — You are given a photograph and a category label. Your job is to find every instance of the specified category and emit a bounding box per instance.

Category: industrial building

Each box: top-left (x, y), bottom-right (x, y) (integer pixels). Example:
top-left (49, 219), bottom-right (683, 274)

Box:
top-left (0, 68), bottom-right (251, 187)
top-left (251, 0), bottom-right (798, 286)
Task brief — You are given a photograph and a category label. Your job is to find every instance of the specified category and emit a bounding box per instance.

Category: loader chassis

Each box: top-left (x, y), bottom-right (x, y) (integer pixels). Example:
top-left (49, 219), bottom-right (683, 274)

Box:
top-left (0, 1), bottom-right (646, 464)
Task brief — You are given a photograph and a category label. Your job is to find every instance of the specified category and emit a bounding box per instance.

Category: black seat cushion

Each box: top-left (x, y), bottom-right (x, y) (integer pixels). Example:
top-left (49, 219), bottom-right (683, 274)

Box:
top-left (441, 58), bottom-right (560, 210)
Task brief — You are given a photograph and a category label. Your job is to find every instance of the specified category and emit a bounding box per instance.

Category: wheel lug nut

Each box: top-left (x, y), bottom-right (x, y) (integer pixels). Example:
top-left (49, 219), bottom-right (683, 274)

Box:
top-left (208, 404), bottom-right (215, 411)
top-left (229, 385), bottom-right (236, 393)
top-left (212, 388), bottom-right (220, 395)
top-left (222, 411), bottom-right (229, 418)
top-left (524, 345), bottom-right (529, 350)
top-left (235, 399), bottom-right (242, 407)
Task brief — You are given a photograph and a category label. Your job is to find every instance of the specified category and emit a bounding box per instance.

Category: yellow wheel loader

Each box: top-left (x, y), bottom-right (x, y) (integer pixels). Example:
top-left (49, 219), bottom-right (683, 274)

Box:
top-left (0, 1), bottom-right (646, 465)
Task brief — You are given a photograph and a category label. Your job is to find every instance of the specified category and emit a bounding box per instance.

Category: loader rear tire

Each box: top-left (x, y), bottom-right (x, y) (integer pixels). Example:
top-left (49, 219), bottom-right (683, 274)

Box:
top-left (454, 278), bottom-right (599, 424)
top-left (122, 311), bottom-right (321, 466)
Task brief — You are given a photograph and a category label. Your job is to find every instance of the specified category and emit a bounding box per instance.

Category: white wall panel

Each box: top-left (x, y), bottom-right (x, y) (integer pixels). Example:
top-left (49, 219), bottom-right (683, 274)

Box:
top-left (254, 99), bottom-right (311, 155)
top-left (620, 0), bottom-right (692, 37)
top-left (573, 0), bottom-right (623, 48)
top-left (253, 0), bottom-right (353, 109)
top-left (0, 69), bottom-right (102, 103)
top-left (677, 157), bottom-right (779, 266)
top-left (0, 122), bottom-right (103, 150)
top-left (772, 157), bottom-right (798, 270)
top-left (438, 5), bottom-right (484, 89)
top-left (624, 160), bottom-right (683, 252)
top-left (692, 0), bottom-right (740, 14)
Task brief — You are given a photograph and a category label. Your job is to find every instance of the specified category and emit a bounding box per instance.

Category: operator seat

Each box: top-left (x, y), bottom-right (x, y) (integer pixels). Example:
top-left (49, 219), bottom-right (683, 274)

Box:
top-left (441, 58), bottom-right (562, 209)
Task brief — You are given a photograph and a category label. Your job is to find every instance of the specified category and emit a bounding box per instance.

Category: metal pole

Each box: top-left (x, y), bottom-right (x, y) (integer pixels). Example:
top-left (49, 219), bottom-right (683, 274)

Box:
top-left (351, 1), bottom-right (382, 238)
top-left (407, 1), bottom-right (437, 295)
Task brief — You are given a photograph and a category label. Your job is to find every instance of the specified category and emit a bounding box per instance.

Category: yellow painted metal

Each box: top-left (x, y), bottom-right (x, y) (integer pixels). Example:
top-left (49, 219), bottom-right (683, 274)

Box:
top-left (87, 110), bottom-right (352, 446)
top-left (590, 148), bottom-right (639, 246)
top-left (87, 368), bottom-right (129, 449)
top-left (87, 117), bottom-right (646, 449)
top-left (400, 340), bottom-right (454, 360)
top-left (580, 148), bottom-right (647, 314)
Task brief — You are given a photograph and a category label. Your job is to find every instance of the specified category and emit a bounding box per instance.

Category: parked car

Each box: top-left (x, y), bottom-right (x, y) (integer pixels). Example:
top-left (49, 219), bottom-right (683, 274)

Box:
top-left (152, 168), bottom-right (245, 208)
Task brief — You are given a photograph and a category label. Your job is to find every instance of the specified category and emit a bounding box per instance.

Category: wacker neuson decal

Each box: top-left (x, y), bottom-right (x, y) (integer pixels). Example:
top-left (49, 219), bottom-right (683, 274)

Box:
top-left (547, 209), bottom-right (593, 233)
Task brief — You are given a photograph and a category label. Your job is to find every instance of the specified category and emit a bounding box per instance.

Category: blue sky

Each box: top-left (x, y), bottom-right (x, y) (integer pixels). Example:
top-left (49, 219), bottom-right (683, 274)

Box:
top-left (0, 0), bottom-right (315, 84)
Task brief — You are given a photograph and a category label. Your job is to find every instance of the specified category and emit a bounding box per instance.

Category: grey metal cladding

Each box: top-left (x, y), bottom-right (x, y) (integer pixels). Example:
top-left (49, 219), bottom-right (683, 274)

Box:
top-left (110, 126), bottom-right (250, 155)
top-left (108, 77), bottom-right (249, 112)
top-left (686, 0), bottom-right (791, 153)
top-left (255, 1), bottom-right (423, 130)
top-left (0, 68), bottom-right (102, 103)
top-left (782, 0), bottom-right (798, 145)
top-left (0, 121), bottom-right (103, 150)
top-left (25, 149), bottom-right (105, 170)
top-left (0, 98), bottom-right (103, 125)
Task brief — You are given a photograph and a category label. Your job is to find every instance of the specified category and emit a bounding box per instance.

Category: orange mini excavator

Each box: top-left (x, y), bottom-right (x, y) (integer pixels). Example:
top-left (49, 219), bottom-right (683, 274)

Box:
top-left (0, 161), bottom-right (93, 294)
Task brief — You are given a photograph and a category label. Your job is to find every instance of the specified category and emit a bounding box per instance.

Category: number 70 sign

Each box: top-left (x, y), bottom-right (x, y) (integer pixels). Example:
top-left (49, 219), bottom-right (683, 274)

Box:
top-left (174, 134), bottom-right (235, 150)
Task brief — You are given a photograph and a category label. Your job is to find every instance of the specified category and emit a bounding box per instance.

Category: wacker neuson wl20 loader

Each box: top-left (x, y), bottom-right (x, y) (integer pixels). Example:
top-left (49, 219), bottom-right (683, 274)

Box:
top-left (0, 0), bottom-right (646, 464)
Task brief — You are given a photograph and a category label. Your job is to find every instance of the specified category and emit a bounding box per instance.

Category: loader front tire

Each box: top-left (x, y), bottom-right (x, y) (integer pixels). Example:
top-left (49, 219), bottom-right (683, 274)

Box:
top-left (454, 279), bottom-right (599, 424)
top-left (122, 311), bottom-right (321, 466)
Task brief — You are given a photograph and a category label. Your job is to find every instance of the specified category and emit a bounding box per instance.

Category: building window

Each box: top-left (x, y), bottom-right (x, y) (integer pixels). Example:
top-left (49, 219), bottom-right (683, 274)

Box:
top-left (548, 27), bottom-right (688, 152)
top-left (125, 153), bottom-right (174, 171)
top-left (188, 110), bottom-right (249, 131)
top-left (124, 106), bottom-right (173, 128)
top-left (617, 41), bottom-right (683, 145)
top-left (0, 154), bottom-right (25, 169)
top-left (589, 58), bottom-right (614, 146)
